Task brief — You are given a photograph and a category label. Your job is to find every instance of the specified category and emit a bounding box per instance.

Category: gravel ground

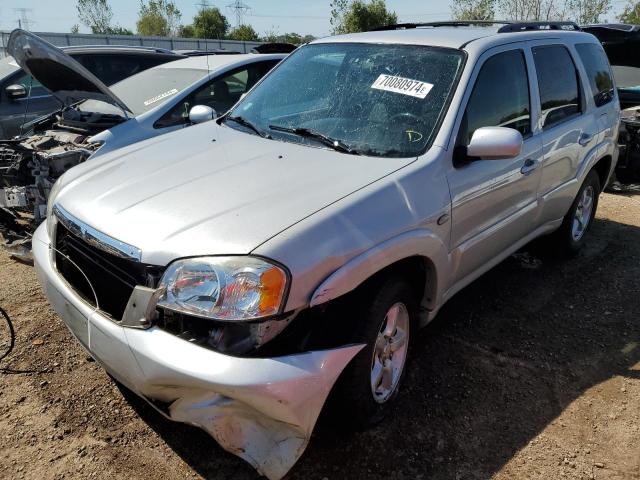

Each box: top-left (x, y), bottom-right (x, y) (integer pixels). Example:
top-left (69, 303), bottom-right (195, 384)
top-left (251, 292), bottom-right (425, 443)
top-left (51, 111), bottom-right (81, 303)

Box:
top-left (0, 191), bottom-right (639, 480)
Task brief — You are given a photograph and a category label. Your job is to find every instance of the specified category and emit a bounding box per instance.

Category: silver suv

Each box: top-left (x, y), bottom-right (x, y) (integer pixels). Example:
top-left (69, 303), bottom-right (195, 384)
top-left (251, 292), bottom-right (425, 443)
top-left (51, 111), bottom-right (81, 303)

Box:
top-left (33, 21), bottom-right (619, 480)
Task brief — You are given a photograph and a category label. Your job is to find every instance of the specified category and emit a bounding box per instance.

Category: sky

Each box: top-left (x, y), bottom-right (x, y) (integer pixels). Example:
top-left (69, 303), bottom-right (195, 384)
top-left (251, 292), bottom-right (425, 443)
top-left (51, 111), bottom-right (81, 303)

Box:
top-left (0, 0), bottom-right (630, 38)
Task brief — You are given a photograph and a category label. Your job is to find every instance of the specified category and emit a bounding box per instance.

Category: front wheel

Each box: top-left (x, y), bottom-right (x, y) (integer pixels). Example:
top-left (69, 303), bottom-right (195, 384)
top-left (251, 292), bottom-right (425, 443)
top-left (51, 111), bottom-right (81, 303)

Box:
top-left (331, 275), bottom-right (418, 429)
top-left (553, 170), bottom-right (601, 255)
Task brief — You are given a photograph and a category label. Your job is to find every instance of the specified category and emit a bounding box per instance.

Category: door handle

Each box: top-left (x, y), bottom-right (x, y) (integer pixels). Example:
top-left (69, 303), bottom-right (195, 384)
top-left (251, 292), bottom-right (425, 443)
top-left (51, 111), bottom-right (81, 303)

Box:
top-left (520, 158), bottom-right (537, 175)
top-left (578, 133), bottom-right (593, 146)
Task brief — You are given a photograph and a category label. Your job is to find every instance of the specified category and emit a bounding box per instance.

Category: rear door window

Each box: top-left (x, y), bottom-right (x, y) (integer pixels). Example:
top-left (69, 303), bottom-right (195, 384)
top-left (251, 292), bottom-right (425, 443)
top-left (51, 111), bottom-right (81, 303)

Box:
top-left (458, 49), bottom-right (531, 146)
top-left (575, 43), bottom-right (614, 107)
top-left (532, 45), bottom-right (581, 129)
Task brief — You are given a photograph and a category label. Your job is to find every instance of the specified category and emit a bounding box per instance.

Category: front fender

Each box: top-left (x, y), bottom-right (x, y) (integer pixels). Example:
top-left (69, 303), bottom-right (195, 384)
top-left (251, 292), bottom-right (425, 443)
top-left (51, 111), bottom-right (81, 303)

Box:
top-left (309, 228), bottom-right (450, 318)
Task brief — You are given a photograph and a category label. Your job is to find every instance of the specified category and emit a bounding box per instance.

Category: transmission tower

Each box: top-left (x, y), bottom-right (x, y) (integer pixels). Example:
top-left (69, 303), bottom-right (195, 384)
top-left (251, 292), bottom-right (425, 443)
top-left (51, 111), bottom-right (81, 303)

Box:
top-left (226, 0), bottom-right (250, 27)
top-left (195, 0), bottom-right (213, 12)
top-left (14, 8), bottom-right (34, 30)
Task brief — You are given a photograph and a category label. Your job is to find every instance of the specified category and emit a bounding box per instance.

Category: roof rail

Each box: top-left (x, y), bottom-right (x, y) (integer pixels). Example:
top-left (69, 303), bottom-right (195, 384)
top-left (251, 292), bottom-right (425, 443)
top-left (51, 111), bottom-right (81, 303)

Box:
top-left (496, 21), bottom-right (580, 32)
top-left (371, 20), bottom-right (581, 33)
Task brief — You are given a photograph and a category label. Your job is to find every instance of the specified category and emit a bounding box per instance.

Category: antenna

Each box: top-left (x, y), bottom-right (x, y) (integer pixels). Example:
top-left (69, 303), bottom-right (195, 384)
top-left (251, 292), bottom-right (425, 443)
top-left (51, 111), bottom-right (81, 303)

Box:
top-left (226, 0), bottom-right (250, 27)
top-left (14, 8), bottom-right (34, 30)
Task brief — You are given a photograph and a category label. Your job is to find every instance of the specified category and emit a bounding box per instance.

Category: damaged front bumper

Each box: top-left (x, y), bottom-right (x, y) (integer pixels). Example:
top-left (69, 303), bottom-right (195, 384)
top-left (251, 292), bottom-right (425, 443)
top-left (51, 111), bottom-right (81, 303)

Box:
top-left (31, 223), bottom-right (363, 479)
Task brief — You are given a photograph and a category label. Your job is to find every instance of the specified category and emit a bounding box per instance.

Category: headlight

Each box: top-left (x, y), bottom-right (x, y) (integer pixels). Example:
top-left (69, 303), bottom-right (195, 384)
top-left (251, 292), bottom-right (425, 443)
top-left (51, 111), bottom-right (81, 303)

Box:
top-left (157, 256), bottom-right (288, 321)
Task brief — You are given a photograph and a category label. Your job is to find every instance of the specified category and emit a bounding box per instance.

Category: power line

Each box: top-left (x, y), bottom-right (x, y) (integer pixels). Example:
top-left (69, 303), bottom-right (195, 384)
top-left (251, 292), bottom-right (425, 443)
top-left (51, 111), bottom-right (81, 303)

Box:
top-left (195, 0), bottom-right (213, 12)
top-left (226, 0), bottom-right (251, 27)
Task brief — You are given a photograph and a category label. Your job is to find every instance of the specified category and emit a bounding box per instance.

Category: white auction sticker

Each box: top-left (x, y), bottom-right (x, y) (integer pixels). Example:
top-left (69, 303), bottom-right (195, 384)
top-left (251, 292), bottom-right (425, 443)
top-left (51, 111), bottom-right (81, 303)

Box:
top-left (144, 88), bottom-right (179, 106)
top-left (371, 74), bottom-right (433, 99)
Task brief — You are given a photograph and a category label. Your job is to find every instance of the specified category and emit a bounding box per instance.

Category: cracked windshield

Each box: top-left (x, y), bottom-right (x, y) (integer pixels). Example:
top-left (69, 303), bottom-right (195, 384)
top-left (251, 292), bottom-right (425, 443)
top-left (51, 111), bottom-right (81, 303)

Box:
top-left (227, 43), bottom-right (464, 157)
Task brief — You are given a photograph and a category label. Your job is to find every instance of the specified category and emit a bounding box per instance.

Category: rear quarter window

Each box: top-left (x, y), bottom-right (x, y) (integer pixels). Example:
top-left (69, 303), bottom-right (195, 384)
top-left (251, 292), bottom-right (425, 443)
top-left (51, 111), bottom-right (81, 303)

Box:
top-left (532, 45), bottom-right (581, 130)
top-left (575, 43), bottom-right (615, 107)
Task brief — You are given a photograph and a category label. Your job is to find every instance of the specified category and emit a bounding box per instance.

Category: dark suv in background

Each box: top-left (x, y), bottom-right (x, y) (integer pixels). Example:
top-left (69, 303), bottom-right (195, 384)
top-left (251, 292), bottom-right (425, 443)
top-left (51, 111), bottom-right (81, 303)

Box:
top-left (0, 45), bottom-right (182, 139)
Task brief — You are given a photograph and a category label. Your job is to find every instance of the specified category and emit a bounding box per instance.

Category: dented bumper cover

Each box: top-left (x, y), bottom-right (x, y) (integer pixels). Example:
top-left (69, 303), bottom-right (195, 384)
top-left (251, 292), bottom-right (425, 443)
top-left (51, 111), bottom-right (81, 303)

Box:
top-left (32, 223), bottom-right (362, 479)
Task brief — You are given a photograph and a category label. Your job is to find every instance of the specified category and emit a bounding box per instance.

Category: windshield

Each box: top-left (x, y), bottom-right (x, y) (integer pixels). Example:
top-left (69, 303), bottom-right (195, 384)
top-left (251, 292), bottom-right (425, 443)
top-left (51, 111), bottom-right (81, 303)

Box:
top-left (80, 67), bottom-right (207, 116)
top-left (0, 57), bottom-right (20, 80)
top-left (226, 43), bottom-right (464, 157)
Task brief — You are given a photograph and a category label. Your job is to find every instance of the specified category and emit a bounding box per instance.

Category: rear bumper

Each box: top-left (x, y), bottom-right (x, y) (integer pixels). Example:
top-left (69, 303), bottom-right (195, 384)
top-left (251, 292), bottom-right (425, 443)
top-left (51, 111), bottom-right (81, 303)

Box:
top-left (32, 223), bottom-right (363, 479)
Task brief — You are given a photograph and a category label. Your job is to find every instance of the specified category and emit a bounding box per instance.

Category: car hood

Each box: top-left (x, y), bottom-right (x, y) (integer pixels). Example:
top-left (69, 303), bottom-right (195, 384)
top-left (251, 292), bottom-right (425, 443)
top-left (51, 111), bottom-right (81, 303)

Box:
top-left (8, 29), bottom-right (131, 112)
top-left (55, 122), bottom-right (415, 265)
top-left (583, 24), bottom-right (640, 67)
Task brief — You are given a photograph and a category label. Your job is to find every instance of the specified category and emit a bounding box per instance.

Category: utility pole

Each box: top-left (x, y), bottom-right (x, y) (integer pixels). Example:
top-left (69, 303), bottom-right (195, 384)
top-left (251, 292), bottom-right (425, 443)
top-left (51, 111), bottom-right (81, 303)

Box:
top-left (226, 0), bottom-right (250, 27)
top-left (14, 8), bottom-right (34, 31)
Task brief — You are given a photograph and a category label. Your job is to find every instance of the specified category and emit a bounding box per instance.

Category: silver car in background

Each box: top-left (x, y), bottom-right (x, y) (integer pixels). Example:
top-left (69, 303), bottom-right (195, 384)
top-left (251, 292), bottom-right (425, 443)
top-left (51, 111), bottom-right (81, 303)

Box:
top-left (34, 21), bottom-right (618, 480)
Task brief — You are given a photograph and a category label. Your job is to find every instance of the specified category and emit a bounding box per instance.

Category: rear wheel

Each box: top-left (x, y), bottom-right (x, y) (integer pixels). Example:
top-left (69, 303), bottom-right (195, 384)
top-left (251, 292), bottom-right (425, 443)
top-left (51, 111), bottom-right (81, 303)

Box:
top-left (332, 275), bottom-right (418, 429)
top-left (553, 170), bottom-right (601, 255)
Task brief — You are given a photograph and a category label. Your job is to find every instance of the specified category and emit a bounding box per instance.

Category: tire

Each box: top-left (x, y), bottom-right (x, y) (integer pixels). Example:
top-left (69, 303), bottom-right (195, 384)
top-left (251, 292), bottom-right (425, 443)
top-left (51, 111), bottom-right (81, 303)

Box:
top-left (331, 274), bottom-right (418, 429)
top-left (553, 170), bottom-right (601, 256)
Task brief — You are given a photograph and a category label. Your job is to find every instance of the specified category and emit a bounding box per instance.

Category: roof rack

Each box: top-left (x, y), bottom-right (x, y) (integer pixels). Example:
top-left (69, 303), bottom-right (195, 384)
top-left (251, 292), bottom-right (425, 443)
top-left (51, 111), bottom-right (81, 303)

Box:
top-left (372, 20), bottom-right (581, 33)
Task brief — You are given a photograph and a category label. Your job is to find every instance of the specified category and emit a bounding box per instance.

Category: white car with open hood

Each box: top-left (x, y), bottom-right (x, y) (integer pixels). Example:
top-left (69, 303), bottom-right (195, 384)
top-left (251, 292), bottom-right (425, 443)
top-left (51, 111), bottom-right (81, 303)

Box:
top-left (0, 29), bottom-right (284, 258)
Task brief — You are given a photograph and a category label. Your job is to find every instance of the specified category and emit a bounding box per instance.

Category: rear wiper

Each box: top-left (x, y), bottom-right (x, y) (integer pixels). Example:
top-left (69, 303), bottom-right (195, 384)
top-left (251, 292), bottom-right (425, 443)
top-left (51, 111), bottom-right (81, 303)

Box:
top-left (225, 115), bottom-right (270, 138)
top-left (268, 124), bottom-right (360, 154)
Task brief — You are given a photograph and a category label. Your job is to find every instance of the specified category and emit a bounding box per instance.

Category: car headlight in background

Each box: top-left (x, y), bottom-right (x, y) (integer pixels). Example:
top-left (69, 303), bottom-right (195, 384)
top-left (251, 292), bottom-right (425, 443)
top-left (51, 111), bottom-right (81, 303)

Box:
top-left (157, 256), bottom-right (288, 321)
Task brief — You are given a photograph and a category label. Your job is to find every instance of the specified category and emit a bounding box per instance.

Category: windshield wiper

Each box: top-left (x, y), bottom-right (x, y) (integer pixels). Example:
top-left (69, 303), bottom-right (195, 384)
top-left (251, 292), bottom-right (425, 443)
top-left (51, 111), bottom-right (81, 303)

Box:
top-left (225, 115), bottom-right (270, 138)
top-left (268, 125), bottom-right (360, 154)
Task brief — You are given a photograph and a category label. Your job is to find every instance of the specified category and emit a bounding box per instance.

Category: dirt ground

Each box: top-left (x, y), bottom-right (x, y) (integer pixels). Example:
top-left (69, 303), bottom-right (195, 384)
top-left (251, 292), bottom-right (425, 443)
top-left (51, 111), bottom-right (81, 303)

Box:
top-left (0, 191), bottom-right (639, 480)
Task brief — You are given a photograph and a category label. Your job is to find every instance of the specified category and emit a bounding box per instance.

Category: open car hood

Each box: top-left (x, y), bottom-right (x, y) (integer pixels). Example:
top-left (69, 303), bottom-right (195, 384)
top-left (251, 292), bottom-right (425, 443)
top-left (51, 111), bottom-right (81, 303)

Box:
top-left (583, 24), bottom-right (640, 68)
top-left (7, 29), bottom-right (131, 113)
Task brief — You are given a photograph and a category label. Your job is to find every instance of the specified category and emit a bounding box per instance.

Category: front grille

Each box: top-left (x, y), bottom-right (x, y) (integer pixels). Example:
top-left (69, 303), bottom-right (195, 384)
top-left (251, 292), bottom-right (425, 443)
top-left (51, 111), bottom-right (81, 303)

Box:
top-left (54, 222), bottom-right (163, 319)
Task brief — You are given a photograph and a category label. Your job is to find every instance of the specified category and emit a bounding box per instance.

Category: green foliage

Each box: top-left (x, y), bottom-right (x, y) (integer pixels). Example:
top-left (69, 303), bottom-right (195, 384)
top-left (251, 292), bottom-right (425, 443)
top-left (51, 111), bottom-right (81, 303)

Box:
top-left (228, 24), bottom-right (260, 41)
top-left (567, 0), bottom-right (612, 23)
top-left (451, 0), bottom-right (496, 20)
top-left (137, 0), bottom-right (181, 37)
top-left (330, 0), bottom-right (397, 34)
top-left (76, 0), bottom-right (133, 35)
top-left (618, 0), bottom-right (640, 23)
top-left (192, 7), bottom-right (229, 38)
top-left (77, 0), bottom-right (113, 34)
top-left (178, 24), bottom-right (196, 38)
top-left (261, 31), bottom-right (316, 44)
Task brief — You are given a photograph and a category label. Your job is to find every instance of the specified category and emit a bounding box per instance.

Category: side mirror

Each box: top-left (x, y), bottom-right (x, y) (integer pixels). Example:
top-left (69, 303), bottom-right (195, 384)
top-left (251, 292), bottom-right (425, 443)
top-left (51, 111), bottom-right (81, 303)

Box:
top-left (6, 84), bottom-right (27, 100)
top-left (188, 105), bottom-right (216, 124)
top-left (466, 126), bottom-right (523, 159)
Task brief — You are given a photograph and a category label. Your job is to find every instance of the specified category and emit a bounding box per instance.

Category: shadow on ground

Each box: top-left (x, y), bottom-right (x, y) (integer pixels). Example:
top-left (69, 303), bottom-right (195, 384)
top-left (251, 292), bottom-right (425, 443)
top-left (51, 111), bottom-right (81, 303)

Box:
top-left (118, 215), bottom-right (640, 479)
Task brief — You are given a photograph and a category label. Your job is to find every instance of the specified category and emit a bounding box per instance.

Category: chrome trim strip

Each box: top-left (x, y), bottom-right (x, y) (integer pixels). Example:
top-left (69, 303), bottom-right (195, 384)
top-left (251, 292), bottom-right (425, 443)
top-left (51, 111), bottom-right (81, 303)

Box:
top-left (53, 204), bottom-right (142, 262)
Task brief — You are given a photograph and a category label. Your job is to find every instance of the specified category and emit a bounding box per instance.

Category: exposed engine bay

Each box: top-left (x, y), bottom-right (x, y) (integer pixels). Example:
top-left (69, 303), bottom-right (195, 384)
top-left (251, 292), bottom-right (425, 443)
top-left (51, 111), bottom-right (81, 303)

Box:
top-left (0, 126), bottom-right (101, 258)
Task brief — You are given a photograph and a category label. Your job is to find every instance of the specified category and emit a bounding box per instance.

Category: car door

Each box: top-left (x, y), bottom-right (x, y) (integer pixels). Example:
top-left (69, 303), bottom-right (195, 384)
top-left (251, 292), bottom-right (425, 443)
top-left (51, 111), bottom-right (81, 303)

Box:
top-left (0, 71), bottom-right (58, 138)
top-left (446, 45), bottom-right (543, 285)
top-left (153, 60), bottom-right (280, 130)
top-left (530, 42), bottom-right (600, 224)
top-left (574, 42), bottom-right (618, 156)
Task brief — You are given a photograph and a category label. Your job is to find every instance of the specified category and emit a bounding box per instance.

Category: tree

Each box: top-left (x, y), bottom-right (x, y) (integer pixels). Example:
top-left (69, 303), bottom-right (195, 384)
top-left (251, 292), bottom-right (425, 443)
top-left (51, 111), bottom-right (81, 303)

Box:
top-left (137, 0), bottom-right (181, 37)
top-left (110, 26), bottom-right (134, 35)
top-left (330, 0), bottom-right (397, 34)
top-left (498, 0), bottom-right (563, 20)
top-left (618, 0), bottom-right (640, 22)
top-left (178, 24), bottom-right (196, 38)
top-left (261, 31), bottom-right (316, 44)
top-left (228, 24), bottom-right (260, 41)
top-left (498, 0), bottom-right (610, 22)
top-left (567, 0), bottom-right (611, 23)
top-left (452, 0), bottom-right (496, 20)
top-left (77, 0), bottom-right (114, 34)
top-left (192, 7), bottom-right (229, 38)
top-left (70, 24), bottom-right (80, 34)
